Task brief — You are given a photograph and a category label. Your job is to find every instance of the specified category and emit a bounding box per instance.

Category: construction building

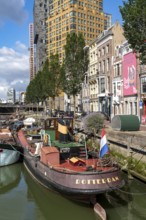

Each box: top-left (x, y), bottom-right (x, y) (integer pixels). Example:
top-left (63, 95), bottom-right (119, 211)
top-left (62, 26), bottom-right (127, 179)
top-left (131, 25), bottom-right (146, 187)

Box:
top-left (33, 0), bottom-right (48, 73)
top-left (29, 23), bottom-right (35, 80)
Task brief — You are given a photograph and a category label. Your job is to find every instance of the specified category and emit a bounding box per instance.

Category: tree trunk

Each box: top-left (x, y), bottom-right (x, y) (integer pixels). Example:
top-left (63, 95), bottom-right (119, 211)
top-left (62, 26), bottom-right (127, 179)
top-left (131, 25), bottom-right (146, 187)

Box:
top-left (73, 95), bottom-right (76, 128)
top-left (73, 95), bottom-right (76, 117)
top-left (52, 97), bottom-right (55, 110)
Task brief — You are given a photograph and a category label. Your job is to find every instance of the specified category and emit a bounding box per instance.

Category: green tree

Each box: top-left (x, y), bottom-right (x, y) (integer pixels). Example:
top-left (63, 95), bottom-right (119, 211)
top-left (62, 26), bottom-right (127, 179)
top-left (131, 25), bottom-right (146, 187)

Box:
top-left (41, 59), bottom-right (52, 104)
top-left (34, 70), bottom-right (46, 103)
top-left (26, 56), bottom-right (65, 110)
top-left (63, 32), bottom-right (89, 113)
top-left (26, 70), bottom-right (48, 104)
top-left (25, 76), bottom-right (40, 103)
top-left (83, 113), bottom-right (104, 134)
top-left (47, 54), bottom-right (65, 109)
top-left (25, 81), bottom-right (33, 103)
top-left (120, 0), bottom-right (146, 64)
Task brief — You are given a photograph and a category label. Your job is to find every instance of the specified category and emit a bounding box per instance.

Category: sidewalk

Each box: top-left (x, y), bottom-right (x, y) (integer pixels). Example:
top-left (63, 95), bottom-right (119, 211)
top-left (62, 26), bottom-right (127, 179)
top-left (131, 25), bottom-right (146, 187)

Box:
top-left (140, 125), bottom-right (146, 132)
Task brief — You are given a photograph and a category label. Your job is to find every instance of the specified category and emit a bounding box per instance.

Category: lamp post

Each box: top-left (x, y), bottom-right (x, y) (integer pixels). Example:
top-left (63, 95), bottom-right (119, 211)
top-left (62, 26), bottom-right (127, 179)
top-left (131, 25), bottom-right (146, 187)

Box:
top-left (83, 45), bottom-right (89, 113)
top-left (139, 63), bottom-right (144, 124)
top-left (108, 93), bottom-right (113, 121)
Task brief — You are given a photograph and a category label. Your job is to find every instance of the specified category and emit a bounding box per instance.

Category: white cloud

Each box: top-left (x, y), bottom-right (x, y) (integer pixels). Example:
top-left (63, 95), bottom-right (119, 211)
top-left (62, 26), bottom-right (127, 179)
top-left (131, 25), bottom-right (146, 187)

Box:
top-left (0, 42), bottom-right (29, 100)
top-left (0, 0), bottom-right (28, 24)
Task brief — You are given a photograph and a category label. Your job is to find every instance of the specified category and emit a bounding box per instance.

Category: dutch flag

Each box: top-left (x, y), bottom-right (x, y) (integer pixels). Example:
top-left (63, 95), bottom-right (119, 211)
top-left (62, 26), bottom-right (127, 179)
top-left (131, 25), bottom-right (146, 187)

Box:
top-left (99, 128), bottom-right (109, 158)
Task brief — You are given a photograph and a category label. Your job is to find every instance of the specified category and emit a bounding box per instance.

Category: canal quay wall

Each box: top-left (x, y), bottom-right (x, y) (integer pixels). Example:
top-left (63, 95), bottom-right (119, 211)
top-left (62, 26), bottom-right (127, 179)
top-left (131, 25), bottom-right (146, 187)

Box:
top-left (75, 119), bottom-right (146, 180)
top-left (104, 126), bottom-right (146, 163)
top-left (100, 126), bottom-right (146, 181)
top-left (75, 119), bottom-right (146, 163)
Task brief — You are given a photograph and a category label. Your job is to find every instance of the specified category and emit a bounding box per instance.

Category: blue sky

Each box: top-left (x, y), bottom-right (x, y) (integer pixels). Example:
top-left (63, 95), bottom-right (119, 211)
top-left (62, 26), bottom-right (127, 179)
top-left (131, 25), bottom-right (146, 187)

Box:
top-left (103, 0), bottom-right (123, 24)
top-left (0, 0), bottom-right (33, 48)
top-left (0, 0), bottom-right (124, 100)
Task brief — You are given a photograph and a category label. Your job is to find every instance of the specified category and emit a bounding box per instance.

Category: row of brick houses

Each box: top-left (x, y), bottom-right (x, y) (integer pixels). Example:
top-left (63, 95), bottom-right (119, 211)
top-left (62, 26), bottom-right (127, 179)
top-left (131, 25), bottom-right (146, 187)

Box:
top-left (79, 21), bottom-right (146, 124)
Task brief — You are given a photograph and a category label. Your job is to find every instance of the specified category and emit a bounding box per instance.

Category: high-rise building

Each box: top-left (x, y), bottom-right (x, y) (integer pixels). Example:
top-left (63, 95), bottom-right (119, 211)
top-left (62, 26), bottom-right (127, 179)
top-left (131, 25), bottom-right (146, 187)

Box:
top-left (46, 0), bottom-right (111, 62)
top-left (19, 92), bottom-right (26, 104)
top-left (104, 13), bottom-right (112, 30)
top-left (29, 23), bottom-right (35, 80)
top-left (7, 88), bottom-right (16, 104)
top-left (33, 0), bottom-right (48, 72)
top-left (33, 0), bottom-right (111, 69)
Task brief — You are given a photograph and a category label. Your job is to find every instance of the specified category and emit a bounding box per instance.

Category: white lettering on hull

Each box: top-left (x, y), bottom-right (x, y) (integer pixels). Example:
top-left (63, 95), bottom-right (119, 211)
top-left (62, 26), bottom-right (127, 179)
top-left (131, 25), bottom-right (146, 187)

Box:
top-left (75, 176), bottom-right (119, 185)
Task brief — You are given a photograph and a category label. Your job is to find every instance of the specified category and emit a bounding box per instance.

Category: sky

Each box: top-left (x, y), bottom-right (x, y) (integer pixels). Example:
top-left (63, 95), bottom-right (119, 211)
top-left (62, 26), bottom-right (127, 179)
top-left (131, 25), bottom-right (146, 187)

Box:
top-left (0, 0), bottom-right (124, 100)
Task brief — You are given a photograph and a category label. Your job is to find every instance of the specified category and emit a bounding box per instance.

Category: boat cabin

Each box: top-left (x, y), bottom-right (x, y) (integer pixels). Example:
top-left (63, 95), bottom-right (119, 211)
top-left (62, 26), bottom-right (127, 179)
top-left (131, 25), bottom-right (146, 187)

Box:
top-left (44, 117), bottom-right (73, 143)
top-left (43, 117), bottom-right (86, 161)
top-left (23, 117), bottom-right (87, 163)
top-left (40, 146), bottom-right (59, 165)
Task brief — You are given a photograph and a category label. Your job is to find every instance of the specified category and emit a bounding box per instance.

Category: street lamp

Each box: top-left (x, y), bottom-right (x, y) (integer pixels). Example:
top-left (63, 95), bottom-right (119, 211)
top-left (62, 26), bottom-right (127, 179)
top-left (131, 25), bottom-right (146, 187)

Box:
top-left (82, 45), bottom-right (90, 113)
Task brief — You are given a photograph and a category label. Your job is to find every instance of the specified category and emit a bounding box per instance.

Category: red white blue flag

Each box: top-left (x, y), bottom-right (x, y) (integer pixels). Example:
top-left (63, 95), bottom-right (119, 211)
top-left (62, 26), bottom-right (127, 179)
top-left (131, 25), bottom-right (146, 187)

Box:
top-left (99, 128), bottom-right (109, 158)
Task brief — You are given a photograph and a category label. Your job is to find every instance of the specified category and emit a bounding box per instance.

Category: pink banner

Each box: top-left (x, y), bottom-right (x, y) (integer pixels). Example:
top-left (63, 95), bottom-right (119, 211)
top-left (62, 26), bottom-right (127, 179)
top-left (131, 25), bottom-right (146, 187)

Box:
top-left (141, 115), bottom-right (146, 125)
top-left (123, 52), bottom-right (137, 96)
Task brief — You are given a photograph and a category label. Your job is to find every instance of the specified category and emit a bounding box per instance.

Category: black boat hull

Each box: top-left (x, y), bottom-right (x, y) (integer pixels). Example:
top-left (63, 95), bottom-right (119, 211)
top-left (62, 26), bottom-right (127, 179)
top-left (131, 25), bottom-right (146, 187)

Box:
top-left (23, 148), bottom-right (125, 199)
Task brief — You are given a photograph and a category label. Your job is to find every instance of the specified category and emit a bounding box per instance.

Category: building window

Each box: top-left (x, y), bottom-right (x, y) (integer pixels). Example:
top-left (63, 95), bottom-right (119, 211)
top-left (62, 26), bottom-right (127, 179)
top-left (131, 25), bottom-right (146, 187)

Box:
top-left (99, 62), bottom-right (101, 71)
top-left (100, 78), bottom-right (105, 93)
top-left (98, 50), bottom-right (101, 57)
top-left (141, 77), bottom-right (146, 93)
top-left (70, 11), bottom-right (76, 16)
top-left (70, 24), bottom-right (76, 29)
top-left (106, 45), bottom-right (109, 53)
top-left (70, 17), bottom-right (76, 23)
top-left (113, 83), bottom-right (116, 96)
top-left (103, 60), bottom-right (105, 72)
top-left (117, 64), bottom-right (120, 76)
top-left (107, 58), bottom-right (110, 71)
top-left (102, 47), bottom-right (105, 55)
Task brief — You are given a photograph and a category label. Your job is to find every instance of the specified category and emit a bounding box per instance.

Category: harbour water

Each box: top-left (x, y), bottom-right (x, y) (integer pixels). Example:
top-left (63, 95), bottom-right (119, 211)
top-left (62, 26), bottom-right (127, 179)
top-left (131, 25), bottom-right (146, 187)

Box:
top-left (0, 163), bottom-right (146, 220)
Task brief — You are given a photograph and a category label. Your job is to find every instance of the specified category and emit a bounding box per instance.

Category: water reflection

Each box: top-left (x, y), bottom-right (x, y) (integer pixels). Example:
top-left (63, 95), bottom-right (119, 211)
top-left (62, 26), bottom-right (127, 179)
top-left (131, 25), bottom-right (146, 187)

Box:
top-left (96, 176), bottom-right (146, 220)
top-left (22, 166), bottom-right (95, 220)
top-left (0, 164), bottom-right (146, 220)
top-left (0, 163), bottom-right (21, 193)
top-left (0, 163), bottom-right (25, 220)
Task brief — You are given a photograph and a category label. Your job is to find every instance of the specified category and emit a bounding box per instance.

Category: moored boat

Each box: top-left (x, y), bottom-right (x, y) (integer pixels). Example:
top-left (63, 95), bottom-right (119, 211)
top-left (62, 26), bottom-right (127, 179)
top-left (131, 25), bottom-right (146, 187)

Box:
top-left (0, 128), bottom-right (22, 167)
top-left (15, 117), bottom-right (125, 202)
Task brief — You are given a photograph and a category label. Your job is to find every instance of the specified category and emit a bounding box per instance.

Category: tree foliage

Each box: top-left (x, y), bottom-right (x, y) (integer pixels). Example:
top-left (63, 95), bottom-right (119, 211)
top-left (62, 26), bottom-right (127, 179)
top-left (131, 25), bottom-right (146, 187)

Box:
top-left (82, 113), bottom-right (104, 134)
top-left (47, 54), bottom-right (65, 108)
top-left (25, 71), bottom-right (44, 103)
top-left (120, 0), bottom-right (146, 64)
top-left (25, 55), bottom-right (65, 106)
top-left (63, 32), bottom-right (89, 109)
